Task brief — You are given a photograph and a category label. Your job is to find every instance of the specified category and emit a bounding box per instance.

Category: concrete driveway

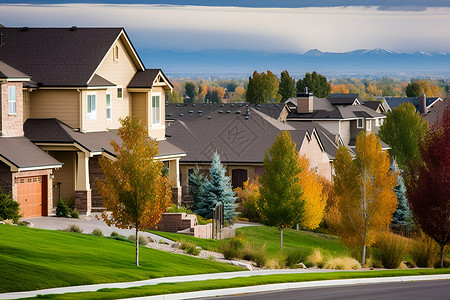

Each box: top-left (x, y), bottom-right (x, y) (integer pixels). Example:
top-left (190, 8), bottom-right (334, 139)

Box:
top-left (23, 214), bottom-right (174, 244)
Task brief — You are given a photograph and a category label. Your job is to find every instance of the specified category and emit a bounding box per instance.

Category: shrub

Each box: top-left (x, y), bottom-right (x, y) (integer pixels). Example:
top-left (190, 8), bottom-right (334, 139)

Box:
top-left (110, 231), bottom-right (119, 237)
top-left (70, 209), bottom-right (79, 219)
top-left (285, 248), bottom-right (307, 268)
top-left (63, 224), bottom-right (83, 233)
top-left (56, 199), bottom-right (70, 218)
top-left (324, 257), bottom-right (361, 270)
top-left (166, 205), bottom-right (193, 214)
top-left (128, 234), bottom-right (149, 246)
top-left (179, 240), bottom-right (201, 256)
top-left (307, 249), bottom-right (324, 267)
top-left (234, 178), bottom-right (261, 223)
top-left (243, 243), bottom-right (267, 267)
top-left (372, 232), bottom-right (409, 269)
top-left (92, 228), bottom-right (103, 237)
top-left (0, 188), bottom-right (21, 223)
top-left (197, 215), bottom-right (212, 225)
top-left (265, 256), bottom-right (285, 269)
top-left (220, 236), bottom-right (244, 259)
top-left (410, 232), bottom-right (439, 268)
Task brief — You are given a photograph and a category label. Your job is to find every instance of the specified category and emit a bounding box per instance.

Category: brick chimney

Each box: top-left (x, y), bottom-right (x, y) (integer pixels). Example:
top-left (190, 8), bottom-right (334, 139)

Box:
top-left (297, 92), bottom-right (314, 114)
top-left (419, 93), bottom-right (426, 114)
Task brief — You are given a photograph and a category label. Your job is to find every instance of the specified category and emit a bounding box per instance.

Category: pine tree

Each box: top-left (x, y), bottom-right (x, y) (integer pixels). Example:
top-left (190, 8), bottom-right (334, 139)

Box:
top-left (195, 153), bottom-right (237, 221)
top-left (189, 166), bottom-right (205, 211)
top-left (390, 161), bottom-right (413, 227)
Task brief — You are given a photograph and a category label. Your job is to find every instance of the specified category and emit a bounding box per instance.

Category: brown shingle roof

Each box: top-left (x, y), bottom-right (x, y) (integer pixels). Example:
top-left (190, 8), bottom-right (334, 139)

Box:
top-left (0, 27), bottom-right (130, 87)
top-left (0, 61), bottom-right (30, 80)
top-left (87, 74), bottom-right (115, 87)
top-left (128, 69), bottom-right (173, 89)
top-left (0, 137), bottom-right (62, 169)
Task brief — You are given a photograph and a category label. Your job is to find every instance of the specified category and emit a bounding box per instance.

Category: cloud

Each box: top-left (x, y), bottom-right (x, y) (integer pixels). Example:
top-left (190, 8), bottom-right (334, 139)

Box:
top-left (0, 3), bottom-right (449, 53)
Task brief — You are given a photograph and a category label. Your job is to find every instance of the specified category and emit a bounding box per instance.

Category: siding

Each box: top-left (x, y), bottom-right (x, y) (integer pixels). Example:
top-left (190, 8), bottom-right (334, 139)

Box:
top-left (23, 90), bottom-right (31, 121)
top-left (339, 120), bottom-right (351, 146)
top-left (299, 134), bottom-right (332, 181)
top-left (30, 90), bottom-right (79, 128)
top-left (131, 92), bottom-right (147, 125)
top-left (48, 151), bottom-right (75, 205)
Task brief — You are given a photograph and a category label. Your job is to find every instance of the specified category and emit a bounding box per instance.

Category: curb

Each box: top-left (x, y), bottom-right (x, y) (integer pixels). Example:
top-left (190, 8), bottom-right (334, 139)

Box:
top-left (122, 274), bottom-right (450, 300)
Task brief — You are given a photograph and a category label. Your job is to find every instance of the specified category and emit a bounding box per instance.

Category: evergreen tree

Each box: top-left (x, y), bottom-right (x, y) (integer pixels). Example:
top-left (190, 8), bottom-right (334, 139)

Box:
top-left (390, 161), bottom-right (413, 227)
top-left (296, 71), bottom-right (331, 98)
top-left (195, 153), bottom-right (237, 221)
top-left (278, 70), bottom-right (296, 102)
top-left (189, 166), bottom-right (205, 211)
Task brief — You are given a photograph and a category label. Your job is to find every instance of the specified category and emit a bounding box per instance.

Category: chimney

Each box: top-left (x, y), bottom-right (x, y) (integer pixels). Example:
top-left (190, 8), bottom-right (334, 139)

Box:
top-left (419, 93), bottom-right (426, 114)
top-left (297, 92), bottom-right (314, 114)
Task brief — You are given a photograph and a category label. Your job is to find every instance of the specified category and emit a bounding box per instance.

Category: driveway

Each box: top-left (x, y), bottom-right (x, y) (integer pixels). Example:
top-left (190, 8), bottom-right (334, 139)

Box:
top-left (23, 215), bottom-right (174, 244)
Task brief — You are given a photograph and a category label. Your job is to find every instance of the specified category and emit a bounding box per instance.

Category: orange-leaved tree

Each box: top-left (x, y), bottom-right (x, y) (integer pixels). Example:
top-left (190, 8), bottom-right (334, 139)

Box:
top-left (97, 116), bottom-right (172, 266)
top-left (234, 177), bottom-right (261, 222)
top-left (333, 132), bottom-right (397, 266)
top-left (298, 155), bottom-right (326, 230)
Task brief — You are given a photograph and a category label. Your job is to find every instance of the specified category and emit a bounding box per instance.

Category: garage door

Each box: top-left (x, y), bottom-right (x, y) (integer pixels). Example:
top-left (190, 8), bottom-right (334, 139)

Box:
top-left (17, 176), bottom-right (43, 218)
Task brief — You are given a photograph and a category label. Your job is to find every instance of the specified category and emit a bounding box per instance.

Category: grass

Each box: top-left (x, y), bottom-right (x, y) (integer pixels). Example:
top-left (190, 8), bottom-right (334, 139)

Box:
top-left (0, 225), bottom-right (242, 293)
top-left (24, 269), bottom-right (450, 300)
top-left (149, 230), bottom-right (222, 251)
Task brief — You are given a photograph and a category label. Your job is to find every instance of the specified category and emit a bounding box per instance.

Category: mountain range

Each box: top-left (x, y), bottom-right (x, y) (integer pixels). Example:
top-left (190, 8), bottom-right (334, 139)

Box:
top-left (141, 48), bottom-right (450, 78)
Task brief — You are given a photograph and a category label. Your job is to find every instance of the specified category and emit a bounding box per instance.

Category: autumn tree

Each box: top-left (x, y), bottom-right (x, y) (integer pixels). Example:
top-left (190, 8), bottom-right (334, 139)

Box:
top-left (333, 132), bottom-right (397, 266)
top-left (198, 83), bottom-right (208, 102)
top-left (234, 177), bottom-right (261, 222)
top-left (184, 81), bottom-right (198, 102)
top-left (298, 155), bottom-right (326, 230)
top-left (258, 131), bottom-right (305, 252)
top-left (405, 107), bottom-right (450, 267)
top-left (296, 71), bottom-right (331, 98)
top-left (278, 70), bottom-right (296, 102)
top-left (167, 91), bottom-right (183, 103)
top-left (97, 116), bottom-right (172, 266)
top-left (246, 70), bottom-right (280, 103)
top-left (378, 102), bottom-right (428, 172)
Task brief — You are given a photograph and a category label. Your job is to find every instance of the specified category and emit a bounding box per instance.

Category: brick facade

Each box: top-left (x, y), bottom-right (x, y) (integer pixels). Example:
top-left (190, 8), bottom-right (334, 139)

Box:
top-left (88, 156), bottom-right (105, 208)
top-left (0, 161), bottom-right (13, 194)
top-left (0, 82), bottom-right (24, 137)
top-left (75, 190), bottom-right (91, 213)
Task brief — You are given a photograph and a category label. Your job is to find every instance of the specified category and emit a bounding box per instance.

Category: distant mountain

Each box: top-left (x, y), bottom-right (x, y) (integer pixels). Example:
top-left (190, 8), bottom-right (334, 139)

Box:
top-left (141, 48), bottom-right (450, 77)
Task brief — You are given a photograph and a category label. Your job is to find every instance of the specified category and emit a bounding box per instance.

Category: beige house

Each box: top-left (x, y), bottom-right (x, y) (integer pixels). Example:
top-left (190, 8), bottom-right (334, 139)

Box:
top-left (0, 26), bottom-right (185, 217)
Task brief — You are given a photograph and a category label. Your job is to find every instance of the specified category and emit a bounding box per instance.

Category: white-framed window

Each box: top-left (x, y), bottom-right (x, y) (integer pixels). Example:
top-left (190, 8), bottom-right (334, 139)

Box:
top-left (106, 92), bottom-right (112, 120)
top-left (87, 93), bottom-right (97, 120)
top-left (366, 119), bottom-right (372, 131)
top-left (357, 118), bottom-right (363, 128)
top-left (117, 86), bottom-right (123, 99)
top-left (375, 118), bottom-right (380, 126)
top-left (152, 94), bottom-right (161, 125)
top-left (8, 86), bottom-right (16, 114)
top-left (113, 45), bottom-right (119, 61)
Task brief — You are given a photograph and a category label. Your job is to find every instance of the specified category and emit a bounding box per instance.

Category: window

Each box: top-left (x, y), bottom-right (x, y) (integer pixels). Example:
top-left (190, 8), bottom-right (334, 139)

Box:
top-left (375, 118), bottom-right (380, 126)
top-left (357, 118), bottom-right (363, 128)
top-left (117, 87), bottom-right (123, 99)
top-left (8, 86), bottom-right (16, 114)
top-left (106, 92), bottom-right (111, 120)
top-left (152, 95), bottom-right (160, 124)
top-left (87, 93), bottom-right (97, 120)
top-left (366, 119), bottom-right (372, 131)
top-left (113, 45), bottom-right (119, 61)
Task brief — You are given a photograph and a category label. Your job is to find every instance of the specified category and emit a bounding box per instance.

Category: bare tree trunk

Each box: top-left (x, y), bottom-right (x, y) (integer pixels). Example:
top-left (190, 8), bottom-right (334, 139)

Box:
top-left (280, 229), bottom-right (283, 254)
top-left (439, 244), bottom-right (445, 268)
top-left (136, 225), bottom-right (139, 267)
top-left (362, 244), bottom-right (367, 267)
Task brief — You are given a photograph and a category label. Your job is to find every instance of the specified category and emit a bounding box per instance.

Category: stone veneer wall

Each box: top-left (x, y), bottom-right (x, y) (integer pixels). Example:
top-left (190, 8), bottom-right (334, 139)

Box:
top-left (88, 156), bottom-right (105, 208)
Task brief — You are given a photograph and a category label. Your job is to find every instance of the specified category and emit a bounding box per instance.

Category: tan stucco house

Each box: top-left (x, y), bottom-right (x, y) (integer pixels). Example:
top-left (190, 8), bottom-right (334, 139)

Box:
top-left (0, 26), bottom-right (185, 217)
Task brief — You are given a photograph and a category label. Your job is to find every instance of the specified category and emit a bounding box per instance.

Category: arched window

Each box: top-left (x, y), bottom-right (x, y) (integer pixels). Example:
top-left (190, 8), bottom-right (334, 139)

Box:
top-left (113, 45), bottom-right (119, 61)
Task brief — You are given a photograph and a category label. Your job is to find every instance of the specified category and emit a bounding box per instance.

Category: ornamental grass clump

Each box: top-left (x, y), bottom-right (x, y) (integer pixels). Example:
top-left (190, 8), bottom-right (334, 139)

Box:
top-left (128, 234), bottom-right (149, 246)
top-left (285, 248), bottom-right (308, 268)
top-left (324, 257), bottom-right (361, 270)
top-left (372, 232), bottom-right (409, 269)
top-left (220, 235), bottom-right (244, 260)
top-left (410, 232), bottom-right (440, 268)
top-left (307, 249), bottom-right (324, 267)
top-left (179, 239), bottom-right (201, 256)
top-left (243, 243), bottom-right (267, 267)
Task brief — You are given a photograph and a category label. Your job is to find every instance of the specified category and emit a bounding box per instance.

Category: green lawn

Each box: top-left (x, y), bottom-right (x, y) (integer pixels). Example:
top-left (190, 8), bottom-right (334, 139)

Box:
top-left (0, 225), bottom-right (242, 293)
top-left (149, 230), bottom-right (222, 251)
top-left (25, 269), bottom-right (450, 300)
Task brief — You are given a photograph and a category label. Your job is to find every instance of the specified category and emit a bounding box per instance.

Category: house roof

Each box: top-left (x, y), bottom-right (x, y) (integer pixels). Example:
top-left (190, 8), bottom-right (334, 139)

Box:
top-left (128, 69), bottom-right (173, 89)
top-left (0, 27), bottom-right (144, 87)
top-left (0, 61), bottom-right (30, 80)
top-left (23, 118), bottom-right (184, 158)
top-left (384, 96), bottom-right (441, 111)
top-left (87, 74), bottom-right (115, 87)
top-left (328, 93), bottom-right (364, 105)
top-left (362, 100), bottom-right (384, 112)
top-left (423, 97), bottom-right (449, 125)
top-left (0, 136), bottom-right (62, 170)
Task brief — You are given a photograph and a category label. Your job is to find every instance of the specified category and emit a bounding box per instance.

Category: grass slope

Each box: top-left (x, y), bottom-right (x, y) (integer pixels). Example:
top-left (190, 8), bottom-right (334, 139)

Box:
top-left (25, 269), bottom-right (450, 300)
top-left (0, 225), bottom-right (241, 293)
top-left (149, 231), bottom-right (221, 251)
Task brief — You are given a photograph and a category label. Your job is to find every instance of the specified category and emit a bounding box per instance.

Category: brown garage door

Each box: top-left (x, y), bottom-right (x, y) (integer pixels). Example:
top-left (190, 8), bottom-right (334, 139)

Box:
top-left (17, 176), bottom-right (44, 218)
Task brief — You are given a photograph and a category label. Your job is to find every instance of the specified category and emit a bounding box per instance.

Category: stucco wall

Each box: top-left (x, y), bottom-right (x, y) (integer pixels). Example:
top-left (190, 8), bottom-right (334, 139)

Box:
top-left (48, 151), bottom-right (75, 204)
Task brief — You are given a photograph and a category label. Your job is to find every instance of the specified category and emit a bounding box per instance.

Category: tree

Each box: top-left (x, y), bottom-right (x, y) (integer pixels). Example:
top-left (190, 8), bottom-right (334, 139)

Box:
top-left (97, 116), bottom-right (172, 266)
top-left (333, 132), bottom-right (397, 266)
top-left (405, 82), bottom-right (421, 97)
top-left (390, 161), bottom-right (413, 229)
top-left (298, 155), bottom-right (326, 230)
top-left (167, 90), bottom-right (183, 103)
top-left (184, 82), bottom-right (198, 102)
top-left (234, 177), bottom-right (261, 222)
top-left (246, 70), bottom-right (280, 103)
top-left (195, 153), bottom-right (237, 221)
top-left (405, 107), bottom-right (450, 267)
top-left (189, 166), bottom-right (205, 212)
top-left (278, 70), bottom-right (296, 102)
top-left (0, 188), bottom-right (21, 223)
top-left (258, 131), bottom-right (305, 252)
top-left (296, 71), bottom-right (331, 98)
top-left (378, 102), bottom-right (428, 172)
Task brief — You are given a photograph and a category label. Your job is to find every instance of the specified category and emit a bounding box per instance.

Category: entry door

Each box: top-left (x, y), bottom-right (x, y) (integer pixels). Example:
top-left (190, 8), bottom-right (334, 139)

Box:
top-left (17, 176), bottom-right (43, 218)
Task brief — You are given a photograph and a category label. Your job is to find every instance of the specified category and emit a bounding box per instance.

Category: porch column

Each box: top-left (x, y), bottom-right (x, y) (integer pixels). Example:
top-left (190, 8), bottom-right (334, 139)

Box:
top-left (169, 158), bottom-right (181, 206)
top-left (75, 151), bottom-right (91, 215)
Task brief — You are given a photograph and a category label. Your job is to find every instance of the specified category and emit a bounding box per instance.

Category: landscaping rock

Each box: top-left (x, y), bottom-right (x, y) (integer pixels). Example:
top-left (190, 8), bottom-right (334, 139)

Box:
top-left (172, 241), bottom-right (181, 248)
top-left (227, 260), bottom-right (253, 270)
top-left (297, 262), bottom-right (307, 269)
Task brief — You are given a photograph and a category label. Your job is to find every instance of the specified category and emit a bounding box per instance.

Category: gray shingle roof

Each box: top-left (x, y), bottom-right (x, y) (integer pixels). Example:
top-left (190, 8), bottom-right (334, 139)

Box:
top-left (384, 96), bottom-right (441, 111)
top-left (0, 27), bottom-right (135, 87)
top-left (0, 136), bottom-right (62, 169)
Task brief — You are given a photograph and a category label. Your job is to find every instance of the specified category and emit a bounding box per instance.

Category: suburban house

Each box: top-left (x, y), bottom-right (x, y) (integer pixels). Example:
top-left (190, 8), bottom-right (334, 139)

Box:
top-left (423, 96), bottom-right (449, 125)
top-left (165, 103), bottom-right (340, 204)
top-left (281, 93), bottom-right (388, 149)
top-left (382, 94), bottom-right (443, 114)
top-left (0, 26), bottom-right (185, 218)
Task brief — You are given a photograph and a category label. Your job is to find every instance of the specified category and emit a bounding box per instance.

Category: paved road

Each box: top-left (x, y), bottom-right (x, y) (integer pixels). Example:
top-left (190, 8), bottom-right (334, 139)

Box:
top-left (201, 280), bottom-right (450, 300)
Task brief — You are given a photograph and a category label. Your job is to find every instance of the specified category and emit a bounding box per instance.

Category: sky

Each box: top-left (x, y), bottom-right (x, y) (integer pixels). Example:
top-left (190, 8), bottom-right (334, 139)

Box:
top-left (0, 1), bottom-right (449, 54)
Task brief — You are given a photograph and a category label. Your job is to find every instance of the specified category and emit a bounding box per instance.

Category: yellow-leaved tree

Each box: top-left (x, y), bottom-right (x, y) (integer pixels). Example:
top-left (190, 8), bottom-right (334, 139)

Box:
top-left (333, 132), bottom-right (397, 266)
top-left (298, 155), bottom-right (326, 230)
top-left (234, 177), bottom-right (261, 222)
top-left (97, 116), bottom-right (172, 266)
